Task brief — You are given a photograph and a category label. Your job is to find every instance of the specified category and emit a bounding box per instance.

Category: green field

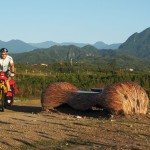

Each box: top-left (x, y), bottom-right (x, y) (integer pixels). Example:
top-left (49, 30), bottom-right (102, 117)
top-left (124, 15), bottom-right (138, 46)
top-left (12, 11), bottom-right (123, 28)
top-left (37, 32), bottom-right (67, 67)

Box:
top-left (14, 64), bottom-right (150, 100)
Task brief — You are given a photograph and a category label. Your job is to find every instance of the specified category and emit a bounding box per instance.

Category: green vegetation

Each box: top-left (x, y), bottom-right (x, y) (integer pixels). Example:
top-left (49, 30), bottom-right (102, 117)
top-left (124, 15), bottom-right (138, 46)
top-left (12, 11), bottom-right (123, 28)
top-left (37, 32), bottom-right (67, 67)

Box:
top-left (14, 64), bottom-right (150, 100)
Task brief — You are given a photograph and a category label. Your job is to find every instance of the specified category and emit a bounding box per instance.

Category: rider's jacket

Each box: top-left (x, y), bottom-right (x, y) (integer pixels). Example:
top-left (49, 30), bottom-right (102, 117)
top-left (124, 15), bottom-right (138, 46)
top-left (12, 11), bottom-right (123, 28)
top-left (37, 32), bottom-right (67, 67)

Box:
top-left (0, 55), bottom-right (14, 72)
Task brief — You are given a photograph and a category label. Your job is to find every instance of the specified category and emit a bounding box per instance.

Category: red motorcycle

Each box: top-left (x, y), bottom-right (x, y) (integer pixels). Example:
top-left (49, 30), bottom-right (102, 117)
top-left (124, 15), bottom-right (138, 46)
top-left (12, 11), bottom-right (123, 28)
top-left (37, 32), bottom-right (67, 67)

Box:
top-left (0, 71), bottom-right (18, 112)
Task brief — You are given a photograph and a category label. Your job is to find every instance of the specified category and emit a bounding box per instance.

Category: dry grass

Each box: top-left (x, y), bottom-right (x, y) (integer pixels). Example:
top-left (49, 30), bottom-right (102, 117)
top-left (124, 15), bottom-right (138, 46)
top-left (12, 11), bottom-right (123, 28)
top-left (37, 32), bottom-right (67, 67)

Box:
top-left (41, 82), bottom-right (78, 111)
top-left (97, 81), bottom-right (149, 115)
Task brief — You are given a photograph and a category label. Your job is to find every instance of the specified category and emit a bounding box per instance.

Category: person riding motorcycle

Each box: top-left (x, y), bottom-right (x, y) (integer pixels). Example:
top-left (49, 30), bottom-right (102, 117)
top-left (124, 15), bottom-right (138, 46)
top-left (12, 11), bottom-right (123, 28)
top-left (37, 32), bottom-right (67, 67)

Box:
top-left (0, 48), bottom-right (15, 92)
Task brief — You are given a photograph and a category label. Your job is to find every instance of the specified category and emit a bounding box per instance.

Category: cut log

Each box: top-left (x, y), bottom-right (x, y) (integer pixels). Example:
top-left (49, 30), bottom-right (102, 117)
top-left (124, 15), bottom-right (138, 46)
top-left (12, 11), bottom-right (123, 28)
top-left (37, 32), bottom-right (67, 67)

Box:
top-left (41, 82), bottom-right (78, 111)
top-left (96, 81), bottom-right (149, 115)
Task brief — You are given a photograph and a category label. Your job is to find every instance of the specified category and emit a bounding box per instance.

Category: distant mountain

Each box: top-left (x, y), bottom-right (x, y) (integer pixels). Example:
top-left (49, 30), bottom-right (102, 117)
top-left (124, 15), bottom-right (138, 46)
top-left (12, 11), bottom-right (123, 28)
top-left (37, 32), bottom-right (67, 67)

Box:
top-left (0, 40), bottom-right (37, 53)
top-left (118, 27), bottom-right (150, 59)
top-left (60, 42), bottom-right (88, 48)
top-left (2, 26), bottom-right (150, 62)
top-left (29, 41), bottom-right (121, 49)
top-left (29, 41), bottom-right (88, 48)
top-left (93, 41), bottom-right (121, 49)
top-left (1, 27), bottom-right (150, 70)
top-left (0, 39), bottom-right (121, 53)
top-left (29, 41), bottom-right (57, 48)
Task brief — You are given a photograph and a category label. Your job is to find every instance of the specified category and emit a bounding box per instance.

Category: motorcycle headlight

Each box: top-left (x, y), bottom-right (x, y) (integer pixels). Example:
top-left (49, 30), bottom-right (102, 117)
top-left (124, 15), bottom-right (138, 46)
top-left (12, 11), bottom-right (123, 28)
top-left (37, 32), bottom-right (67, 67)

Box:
top-left (7, 99), bottom-right (11, 103)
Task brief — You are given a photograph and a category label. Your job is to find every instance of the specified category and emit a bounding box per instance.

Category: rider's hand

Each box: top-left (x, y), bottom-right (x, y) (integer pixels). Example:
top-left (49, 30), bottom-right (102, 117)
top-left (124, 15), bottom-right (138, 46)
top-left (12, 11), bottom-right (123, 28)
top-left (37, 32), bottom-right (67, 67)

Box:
top-left (10, 72), bottom-right (15, 77)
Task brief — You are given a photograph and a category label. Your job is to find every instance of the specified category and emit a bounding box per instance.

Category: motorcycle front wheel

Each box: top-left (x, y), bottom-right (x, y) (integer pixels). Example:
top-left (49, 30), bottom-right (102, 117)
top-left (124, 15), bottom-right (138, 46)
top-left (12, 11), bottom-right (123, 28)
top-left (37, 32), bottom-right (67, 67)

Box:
top-left (0, 88), bottom-right (5, 112)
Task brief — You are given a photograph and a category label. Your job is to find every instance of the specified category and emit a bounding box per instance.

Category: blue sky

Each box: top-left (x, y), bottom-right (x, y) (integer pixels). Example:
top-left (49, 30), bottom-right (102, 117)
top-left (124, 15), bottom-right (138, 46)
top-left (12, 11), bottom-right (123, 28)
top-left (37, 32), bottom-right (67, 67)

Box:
top-left (0, 0), bottom-right (150, 44)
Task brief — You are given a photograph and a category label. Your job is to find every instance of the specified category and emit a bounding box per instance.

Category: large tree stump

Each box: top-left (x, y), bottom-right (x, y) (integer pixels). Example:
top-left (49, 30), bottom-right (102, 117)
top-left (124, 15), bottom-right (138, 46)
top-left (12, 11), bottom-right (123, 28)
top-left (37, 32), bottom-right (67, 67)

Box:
top-left (67, 91), bottom-right (100, 110)
top-left (96, 81), bottom-right (149, 115)
top-left (41, 82), bottom-right (78, 111)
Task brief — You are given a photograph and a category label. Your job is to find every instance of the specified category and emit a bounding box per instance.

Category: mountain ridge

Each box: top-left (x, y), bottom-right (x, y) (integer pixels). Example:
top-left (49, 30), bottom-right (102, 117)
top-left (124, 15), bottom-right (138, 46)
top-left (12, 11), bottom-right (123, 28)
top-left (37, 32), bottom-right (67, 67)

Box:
top-left (0, 39), bottom-right (121, 53)
top-left (0, 39), bottom-right (37, 53)
top-left (11, 44), bottom-right (149, 70)
top-left (1, 27), bottom-right (150, 70)
top-left (29, 41), bottom-right (121, 50)
top-left (118, 27), bottom-right (150, 59)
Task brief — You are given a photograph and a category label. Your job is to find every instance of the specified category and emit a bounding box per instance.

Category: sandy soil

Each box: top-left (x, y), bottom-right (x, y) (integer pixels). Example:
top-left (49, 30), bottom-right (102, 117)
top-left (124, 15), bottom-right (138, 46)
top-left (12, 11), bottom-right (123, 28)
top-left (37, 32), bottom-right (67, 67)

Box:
top-left (0, 100), bottom-right (150, 150)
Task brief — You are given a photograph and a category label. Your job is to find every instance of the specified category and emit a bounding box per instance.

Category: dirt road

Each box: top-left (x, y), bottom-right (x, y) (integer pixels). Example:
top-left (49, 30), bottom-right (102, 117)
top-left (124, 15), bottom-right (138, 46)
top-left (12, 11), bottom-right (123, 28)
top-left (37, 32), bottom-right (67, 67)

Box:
top-left (0, 100), bottom-right (150, 150)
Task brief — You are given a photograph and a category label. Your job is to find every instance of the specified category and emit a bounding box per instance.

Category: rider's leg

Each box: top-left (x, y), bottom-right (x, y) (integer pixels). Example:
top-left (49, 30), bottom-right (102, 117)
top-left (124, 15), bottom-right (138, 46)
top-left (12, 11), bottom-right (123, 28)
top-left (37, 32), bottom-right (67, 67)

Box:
top-left (5, 80), bottom-right (10, 91)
